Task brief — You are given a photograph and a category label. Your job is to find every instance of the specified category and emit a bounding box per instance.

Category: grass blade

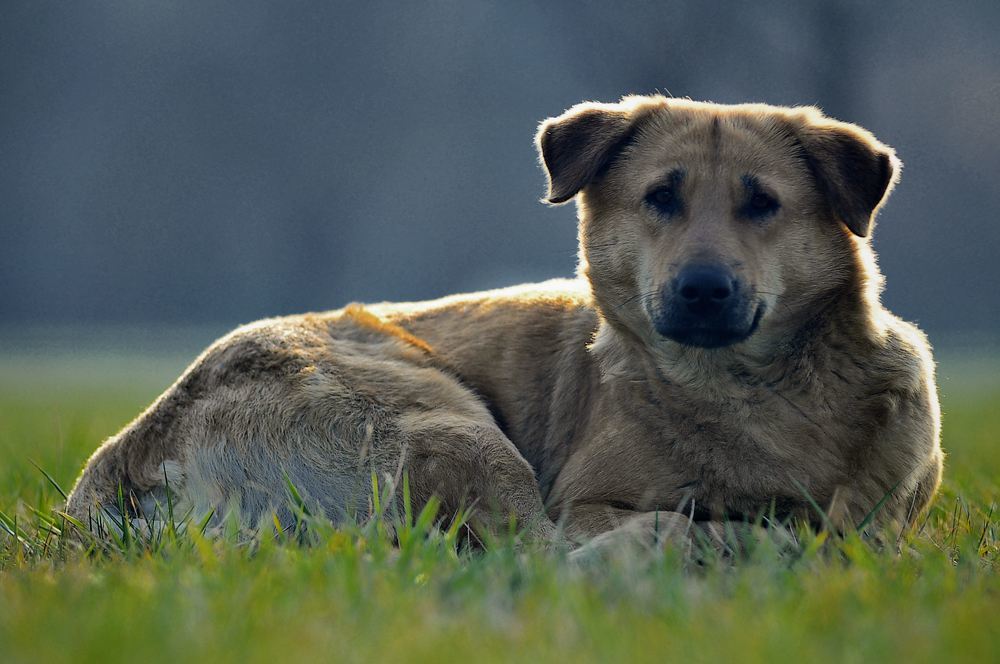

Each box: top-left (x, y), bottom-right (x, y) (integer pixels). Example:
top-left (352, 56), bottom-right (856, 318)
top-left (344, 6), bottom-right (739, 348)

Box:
top-left (856, 480), bottom-right (902, 532)
top-left (29, 459), bottom-right (69, 501)
top-left (789, 477), bottom-right (835, 532)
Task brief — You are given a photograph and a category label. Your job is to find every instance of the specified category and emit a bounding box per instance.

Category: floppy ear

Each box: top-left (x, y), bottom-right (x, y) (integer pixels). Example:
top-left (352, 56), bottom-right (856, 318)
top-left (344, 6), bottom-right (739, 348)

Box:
top-left (796, 116), bottom-right (900, 238)
top-left (535, 102), bottom-right (637, 205)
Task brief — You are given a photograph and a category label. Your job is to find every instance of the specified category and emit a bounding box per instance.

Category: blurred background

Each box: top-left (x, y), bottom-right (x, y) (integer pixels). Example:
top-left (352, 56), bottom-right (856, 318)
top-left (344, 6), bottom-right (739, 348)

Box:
top-left (2, 1), bottom-right (998, 379)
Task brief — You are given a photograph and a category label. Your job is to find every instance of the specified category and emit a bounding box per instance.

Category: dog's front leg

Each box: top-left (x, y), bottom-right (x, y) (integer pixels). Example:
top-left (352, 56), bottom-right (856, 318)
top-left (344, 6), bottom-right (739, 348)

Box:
top-left (560, 505), bottom-right (766, 561)
top-left (560, 505), bottom-right (700, 549)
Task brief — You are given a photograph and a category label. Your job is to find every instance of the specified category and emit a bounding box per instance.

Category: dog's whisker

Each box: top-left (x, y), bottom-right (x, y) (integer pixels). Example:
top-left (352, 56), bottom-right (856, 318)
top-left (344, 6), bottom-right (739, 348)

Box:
top-left (615, 291), bottom-right (660, 310)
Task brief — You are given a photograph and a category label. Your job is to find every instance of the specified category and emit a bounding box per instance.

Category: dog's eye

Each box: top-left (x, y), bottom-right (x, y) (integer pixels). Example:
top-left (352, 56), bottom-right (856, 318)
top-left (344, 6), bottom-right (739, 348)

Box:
top-left (744, 191), bottom-right (780, 219)
top-left (740, 175), bottom-right (781, 220)
top-left (652, 188), bottom-right (674, 205)
top-left (646, 186), bottom-right (681, 216)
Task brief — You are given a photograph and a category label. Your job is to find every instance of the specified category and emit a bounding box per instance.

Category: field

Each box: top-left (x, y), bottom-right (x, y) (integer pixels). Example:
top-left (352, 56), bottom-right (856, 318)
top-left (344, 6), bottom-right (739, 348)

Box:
top-left (1, 351), bottom-right (998, 663)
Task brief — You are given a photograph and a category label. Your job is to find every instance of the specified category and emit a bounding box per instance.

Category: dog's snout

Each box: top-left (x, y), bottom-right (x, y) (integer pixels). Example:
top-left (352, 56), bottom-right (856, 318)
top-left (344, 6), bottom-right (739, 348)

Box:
top-left (654, 262), bottom-right (756, 348)
top-left (674, 264), bottom-right (737, 316)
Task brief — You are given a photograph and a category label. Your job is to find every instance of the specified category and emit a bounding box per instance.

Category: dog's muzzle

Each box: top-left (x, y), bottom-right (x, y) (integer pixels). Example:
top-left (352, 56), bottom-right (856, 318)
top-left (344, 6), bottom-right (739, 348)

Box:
top-left (652, 263), bottom-right (762, 349)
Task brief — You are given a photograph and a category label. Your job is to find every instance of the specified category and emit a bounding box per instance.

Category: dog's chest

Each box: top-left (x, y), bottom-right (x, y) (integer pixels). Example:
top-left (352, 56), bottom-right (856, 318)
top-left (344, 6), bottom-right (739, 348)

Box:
top-left (553, 379), bottom-right (860, 518)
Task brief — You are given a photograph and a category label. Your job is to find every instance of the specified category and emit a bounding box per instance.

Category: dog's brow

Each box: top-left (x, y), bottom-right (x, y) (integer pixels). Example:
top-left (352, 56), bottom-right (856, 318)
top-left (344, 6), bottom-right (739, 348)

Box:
top-left (741, 174), bottom-right (761, 191)
top-left (740, 174), bottom-right (778, 193)
top-left (652, 168), bottom-right (686, 189)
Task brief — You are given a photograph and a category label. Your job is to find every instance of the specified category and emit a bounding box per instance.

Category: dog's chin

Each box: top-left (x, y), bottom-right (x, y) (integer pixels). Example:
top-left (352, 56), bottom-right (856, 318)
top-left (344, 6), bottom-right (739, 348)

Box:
top-left (654, 305), bottom-right (765, 350)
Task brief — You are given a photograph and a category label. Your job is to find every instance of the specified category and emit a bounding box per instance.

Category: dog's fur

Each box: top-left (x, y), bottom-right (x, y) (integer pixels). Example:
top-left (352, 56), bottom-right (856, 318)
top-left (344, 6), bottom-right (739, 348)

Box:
top-left (65, 95), bottom-right (943, 548)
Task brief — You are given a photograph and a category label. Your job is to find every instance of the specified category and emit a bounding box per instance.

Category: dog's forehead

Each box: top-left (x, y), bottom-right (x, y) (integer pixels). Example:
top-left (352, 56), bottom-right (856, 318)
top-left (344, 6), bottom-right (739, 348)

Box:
top-left (625, 105), bottom-right (806, 182)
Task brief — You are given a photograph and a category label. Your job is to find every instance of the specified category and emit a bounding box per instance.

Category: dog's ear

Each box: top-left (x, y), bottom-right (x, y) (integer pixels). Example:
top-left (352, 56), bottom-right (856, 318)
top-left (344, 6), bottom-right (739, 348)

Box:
top-left (536, 102), bottom-right (639, 205)
top-left (795, 113), bottom-right (900, 238)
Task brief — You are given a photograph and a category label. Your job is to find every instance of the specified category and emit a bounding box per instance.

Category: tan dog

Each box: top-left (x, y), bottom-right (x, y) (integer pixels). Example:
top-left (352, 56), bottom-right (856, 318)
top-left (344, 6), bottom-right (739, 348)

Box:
top-left (65, 96), bottom-right (942, 549)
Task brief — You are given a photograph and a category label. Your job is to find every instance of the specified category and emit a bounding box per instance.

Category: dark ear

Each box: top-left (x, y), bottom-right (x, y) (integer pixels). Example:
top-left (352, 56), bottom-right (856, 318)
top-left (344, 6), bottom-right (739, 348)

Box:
top-left (535, 102), bottom-right (638, 205)
top-left (796, 115), bottom-right (900, 238)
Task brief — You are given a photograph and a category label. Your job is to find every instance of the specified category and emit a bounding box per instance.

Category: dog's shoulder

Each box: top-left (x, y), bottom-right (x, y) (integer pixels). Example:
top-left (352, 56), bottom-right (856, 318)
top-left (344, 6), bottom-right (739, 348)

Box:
top-left (861, 311), bottom-right (936, 401)
top-left (847, 310), bottom-right (941, 460)
top-left (827, 310), bottom-right (943, 524)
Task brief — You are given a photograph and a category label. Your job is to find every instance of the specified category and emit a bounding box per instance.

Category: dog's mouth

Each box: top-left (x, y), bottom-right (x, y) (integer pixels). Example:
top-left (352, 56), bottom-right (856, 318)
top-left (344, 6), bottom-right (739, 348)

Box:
top-left (651, 302), bottom-right (765, 349)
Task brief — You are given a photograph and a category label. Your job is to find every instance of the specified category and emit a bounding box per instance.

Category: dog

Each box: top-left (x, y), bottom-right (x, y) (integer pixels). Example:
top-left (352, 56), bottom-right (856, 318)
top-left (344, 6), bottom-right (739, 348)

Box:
top-left (65, 95), bottom-right (943, 550)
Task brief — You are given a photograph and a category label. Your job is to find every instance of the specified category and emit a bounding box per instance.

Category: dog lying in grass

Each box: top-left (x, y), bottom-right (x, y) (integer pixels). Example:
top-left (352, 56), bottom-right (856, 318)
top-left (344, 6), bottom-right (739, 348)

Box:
top-left (65, 95), bottom-right (943, 551)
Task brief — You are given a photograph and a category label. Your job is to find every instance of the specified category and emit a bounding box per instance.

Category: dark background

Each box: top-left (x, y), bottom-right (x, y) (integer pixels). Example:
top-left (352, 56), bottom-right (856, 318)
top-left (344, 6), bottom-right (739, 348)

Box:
top-left (3, 1), bottom-right (998, 347)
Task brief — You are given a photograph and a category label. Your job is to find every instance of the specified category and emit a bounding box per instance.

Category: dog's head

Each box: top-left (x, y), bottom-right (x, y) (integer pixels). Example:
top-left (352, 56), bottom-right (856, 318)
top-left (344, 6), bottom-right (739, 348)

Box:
top-left (537, 96), bottom-right (899, 351)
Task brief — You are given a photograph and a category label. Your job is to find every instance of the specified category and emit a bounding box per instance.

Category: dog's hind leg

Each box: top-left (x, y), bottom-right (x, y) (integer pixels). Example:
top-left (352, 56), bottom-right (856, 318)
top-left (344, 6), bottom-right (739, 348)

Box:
top-left (64, 444), bottom-right (181, 540)
top-left (63, 384), bottom-right (193, 538)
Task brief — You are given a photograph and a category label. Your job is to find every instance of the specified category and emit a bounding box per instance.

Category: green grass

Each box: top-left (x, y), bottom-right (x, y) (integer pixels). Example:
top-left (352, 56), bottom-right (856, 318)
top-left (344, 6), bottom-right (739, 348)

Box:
top-left (0, 357), bottom-right (998, 663)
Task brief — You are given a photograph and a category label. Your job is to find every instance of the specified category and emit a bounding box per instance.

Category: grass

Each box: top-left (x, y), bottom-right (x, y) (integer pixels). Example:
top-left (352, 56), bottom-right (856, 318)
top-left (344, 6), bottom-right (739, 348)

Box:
top-left (0, 355), bottom-right (998, 663)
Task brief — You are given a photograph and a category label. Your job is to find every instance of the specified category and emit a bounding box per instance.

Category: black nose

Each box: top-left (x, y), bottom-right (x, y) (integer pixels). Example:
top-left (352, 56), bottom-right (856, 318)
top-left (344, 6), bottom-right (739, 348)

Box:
top-left (674, 264), bottom-right (737, 317)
